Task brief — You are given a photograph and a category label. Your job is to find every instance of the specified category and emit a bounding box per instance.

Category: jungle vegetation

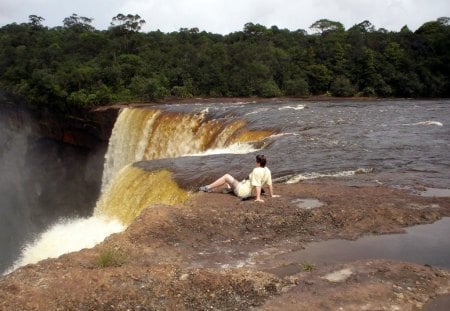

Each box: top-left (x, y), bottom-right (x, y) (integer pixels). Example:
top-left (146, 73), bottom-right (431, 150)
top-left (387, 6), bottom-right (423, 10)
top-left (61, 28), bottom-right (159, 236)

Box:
top-left (0, 14), bottom-right (449, 111)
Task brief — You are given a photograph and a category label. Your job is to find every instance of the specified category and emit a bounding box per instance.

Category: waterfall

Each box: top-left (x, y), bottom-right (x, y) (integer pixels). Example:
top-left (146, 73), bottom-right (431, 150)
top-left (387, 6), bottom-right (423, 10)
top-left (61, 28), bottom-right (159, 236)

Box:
top-left (5, 105), bottom-right (274, 273)
top-left (95, 166), bottom-right (189, 225)
top-left (101, 107), bottom-right (274, 191)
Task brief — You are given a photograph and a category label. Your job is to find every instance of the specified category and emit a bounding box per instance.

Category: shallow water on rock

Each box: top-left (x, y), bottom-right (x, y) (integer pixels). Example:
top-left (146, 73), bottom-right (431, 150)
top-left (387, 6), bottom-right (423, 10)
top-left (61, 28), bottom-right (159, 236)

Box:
top-left (420, 187), bottom-right (450, 197)
top-left (423, 294), bottom-right (450, 311)
top-left (291, 198), bottom-right (324, 209)
top-left (267, 217), bottom-right (450, 276)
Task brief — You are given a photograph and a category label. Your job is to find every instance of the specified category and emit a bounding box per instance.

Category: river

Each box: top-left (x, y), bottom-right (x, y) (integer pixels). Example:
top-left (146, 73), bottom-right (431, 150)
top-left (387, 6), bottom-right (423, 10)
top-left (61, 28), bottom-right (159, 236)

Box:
top-left (131, 99), bottom-right (450, 190)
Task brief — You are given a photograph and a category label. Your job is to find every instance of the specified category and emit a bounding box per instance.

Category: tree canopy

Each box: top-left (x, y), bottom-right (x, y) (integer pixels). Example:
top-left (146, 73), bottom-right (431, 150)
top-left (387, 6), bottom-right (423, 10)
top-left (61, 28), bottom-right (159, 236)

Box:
top-left (0, 15), bottom-right (449, 111)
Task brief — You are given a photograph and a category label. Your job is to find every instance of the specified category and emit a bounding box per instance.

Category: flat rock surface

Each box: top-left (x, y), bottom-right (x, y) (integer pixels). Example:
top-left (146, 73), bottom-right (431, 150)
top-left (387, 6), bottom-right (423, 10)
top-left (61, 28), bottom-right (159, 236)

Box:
top-left (1, 180), bottom-right (449, 310)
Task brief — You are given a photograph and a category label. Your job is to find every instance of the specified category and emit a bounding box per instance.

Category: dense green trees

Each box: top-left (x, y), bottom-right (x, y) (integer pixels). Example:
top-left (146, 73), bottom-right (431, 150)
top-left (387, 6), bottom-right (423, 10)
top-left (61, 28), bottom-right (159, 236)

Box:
top-left (0, 15), bottom-right (449, 111)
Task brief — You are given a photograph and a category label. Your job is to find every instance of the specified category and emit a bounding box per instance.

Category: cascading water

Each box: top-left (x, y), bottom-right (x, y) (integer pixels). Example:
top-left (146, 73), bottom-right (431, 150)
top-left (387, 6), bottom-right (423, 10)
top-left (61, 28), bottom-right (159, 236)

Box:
top-left (95, 167), bottom-right (189, 225)
top-left (97, 107), bottom-right (275, 224)
top-left (101, 107), bottom-right (274, 190)
top-left (5, 106), bottom-right (274, 273)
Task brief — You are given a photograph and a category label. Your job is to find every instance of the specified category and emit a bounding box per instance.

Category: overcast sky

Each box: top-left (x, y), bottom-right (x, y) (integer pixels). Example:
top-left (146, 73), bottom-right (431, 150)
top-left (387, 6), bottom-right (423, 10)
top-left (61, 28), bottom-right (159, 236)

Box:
top-left (1, 0), bottom-right (449, 34)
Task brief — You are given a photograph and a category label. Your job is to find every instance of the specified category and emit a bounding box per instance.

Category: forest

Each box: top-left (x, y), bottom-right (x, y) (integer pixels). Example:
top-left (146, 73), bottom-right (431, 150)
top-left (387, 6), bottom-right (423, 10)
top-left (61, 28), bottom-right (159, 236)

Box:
top-left (0, 14), bottom-right (449, 111)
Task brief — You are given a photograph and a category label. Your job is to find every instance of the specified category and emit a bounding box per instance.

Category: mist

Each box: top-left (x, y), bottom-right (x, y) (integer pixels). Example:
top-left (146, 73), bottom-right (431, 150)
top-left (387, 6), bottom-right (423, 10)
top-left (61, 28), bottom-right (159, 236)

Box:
top-left (0, 118), bottom-right (33, 271)
top-left (0, 107), bottom-right (105, 273)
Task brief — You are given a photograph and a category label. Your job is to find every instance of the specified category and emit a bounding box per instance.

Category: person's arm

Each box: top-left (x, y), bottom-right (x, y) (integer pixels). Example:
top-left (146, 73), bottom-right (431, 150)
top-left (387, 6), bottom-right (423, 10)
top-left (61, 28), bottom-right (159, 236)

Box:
top-left (268, 184), bottom-right (280, 198)
top-left (266, 168), bottom-right (279, 198)
top-left (255, 186), bottom-right (264, 202)
top-left (250, 168), bottom-right (264, 202)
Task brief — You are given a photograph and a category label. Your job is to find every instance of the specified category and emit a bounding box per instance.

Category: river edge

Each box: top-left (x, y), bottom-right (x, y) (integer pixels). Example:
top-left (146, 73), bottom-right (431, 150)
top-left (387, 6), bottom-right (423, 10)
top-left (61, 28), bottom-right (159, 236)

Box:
top-left (1, 179), bottom-right (449, 310)
top-left (98, 95), bottom-right (450, 108)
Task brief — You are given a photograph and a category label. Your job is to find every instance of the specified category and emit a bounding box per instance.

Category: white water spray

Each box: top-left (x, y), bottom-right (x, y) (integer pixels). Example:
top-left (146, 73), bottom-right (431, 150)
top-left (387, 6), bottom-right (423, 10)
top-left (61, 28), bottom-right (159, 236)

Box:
top-left (5, 216), bottom-right (124, 274)
top-left (280, 168), bottom-right (373, 184)
top-left (183, 142), bottom-right (261, 156)
top-left (403, 120), bottom-right (443, 126)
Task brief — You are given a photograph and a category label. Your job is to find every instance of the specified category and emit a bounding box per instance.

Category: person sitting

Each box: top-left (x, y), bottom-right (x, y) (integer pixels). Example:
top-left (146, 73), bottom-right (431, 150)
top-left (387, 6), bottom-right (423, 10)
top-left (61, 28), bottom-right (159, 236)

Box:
top-left (199, 155), bottom-right (279, 202)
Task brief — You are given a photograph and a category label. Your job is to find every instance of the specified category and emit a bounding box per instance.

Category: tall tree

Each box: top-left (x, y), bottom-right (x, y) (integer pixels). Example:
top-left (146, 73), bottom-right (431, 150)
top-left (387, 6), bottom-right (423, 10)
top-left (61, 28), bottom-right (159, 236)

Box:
top-left (310, 19), bottom-right (345, 34)
top-left (28, 15), bottom-right (45, 28)
top-left (110, 14), bottom-right (146, 32)
top-left (62, 14), bottom-right (95, 32)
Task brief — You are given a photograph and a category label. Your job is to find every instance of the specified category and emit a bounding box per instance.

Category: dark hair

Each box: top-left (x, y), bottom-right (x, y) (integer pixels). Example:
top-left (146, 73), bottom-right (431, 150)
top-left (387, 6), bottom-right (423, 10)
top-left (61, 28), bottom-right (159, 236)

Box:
top-left (256, 154), bottom-right (267, 167)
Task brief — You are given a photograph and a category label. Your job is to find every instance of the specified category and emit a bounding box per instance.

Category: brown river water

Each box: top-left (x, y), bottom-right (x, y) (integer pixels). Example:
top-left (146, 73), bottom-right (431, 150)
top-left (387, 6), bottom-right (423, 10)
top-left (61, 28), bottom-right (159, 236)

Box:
top-left (119, 99), bottom-right (450, 190)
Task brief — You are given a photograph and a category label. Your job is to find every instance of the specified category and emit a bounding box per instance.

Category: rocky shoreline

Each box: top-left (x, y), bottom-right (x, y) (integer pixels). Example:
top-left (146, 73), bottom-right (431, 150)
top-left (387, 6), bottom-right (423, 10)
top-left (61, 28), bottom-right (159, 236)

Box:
top-left (1, 179), bottom-right (449, 310)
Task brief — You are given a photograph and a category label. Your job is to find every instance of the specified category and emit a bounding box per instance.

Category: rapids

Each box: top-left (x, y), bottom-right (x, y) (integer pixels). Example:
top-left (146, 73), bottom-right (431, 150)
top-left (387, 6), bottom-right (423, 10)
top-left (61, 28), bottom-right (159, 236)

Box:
top-left (110, 99), bottom-right (450, 188)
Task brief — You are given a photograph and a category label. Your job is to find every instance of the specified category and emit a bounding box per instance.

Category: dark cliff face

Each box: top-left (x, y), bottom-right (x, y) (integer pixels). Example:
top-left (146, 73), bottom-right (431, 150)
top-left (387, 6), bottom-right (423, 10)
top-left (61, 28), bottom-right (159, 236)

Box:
top-left (33, 106), bottom-right (118, 149)
top-left (0, 95), bottom-right (118, 273)
top-left (0, 92), bottom-right (118, 148)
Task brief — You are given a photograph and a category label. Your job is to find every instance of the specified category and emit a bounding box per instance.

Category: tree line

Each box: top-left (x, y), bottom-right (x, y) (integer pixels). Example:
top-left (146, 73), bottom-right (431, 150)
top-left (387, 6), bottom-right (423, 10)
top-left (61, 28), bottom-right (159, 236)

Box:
top-left (0, 14), bottom-right (449, 111)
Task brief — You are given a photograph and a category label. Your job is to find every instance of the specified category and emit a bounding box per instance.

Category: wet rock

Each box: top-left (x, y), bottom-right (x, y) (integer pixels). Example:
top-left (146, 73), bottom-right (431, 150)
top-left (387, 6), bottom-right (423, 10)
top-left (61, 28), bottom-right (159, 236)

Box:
top-left (321, 268), bottom-right (353, 282)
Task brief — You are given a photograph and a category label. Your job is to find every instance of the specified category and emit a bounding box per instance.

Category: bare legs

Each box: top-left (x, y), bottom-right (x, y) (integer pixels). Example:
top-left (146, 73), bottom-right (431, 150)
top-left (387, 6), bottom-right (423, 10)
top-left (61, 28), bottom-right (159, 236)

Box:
top-left (206, 174), bottom-right (239, 190)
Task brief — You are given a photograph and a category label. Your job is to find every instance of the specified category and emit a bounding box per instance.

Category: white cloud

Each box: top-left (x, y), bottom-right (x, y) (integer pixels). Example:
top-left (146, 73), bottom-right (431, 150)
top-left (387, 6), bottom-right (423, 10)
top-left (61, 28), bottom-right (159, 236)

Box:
top-left (0, 0), bottom-right (126, 29)
top-left (0, 0), bottom-right (449, 33)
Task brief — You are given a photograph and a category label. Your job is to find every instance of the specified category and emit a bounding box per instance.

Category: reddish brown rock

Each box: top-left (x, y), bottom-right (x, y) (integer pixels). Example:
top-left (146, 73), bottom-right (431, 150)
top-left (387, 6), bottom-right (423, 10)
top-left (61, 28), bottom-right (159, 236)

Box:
top-left (1, 181), bottom-right (449, 310)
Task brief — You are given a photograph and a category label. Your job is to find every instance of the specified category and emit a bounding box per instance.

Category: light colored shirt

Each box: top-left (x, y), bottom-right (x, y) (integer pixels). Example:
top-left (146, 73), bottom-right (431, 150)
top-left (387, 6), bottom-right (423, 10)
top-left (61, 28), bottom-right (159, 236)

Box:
top-left (235, 167), bottom-right (272, 198)
top-left (249, 167), bottom-right (272, 187)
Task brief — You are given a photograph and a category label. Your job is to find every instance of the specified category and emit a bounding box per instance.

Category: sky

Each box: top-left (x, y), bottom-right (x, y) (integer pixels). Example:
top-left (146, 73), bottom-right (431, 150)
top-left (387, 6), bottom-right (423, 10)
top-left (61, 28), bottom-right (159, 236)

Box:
top-left (0, 0), bottom-right (449, 34)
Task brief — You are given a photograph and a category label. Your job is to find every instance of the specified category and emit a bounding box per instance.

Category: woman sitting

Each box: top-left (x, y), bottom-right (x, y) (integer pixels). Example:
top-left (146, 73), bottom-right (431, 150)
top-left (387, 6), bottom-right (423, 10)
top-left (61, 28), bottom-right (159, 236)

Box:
top-left (199, 155), bottom-right (279, 202)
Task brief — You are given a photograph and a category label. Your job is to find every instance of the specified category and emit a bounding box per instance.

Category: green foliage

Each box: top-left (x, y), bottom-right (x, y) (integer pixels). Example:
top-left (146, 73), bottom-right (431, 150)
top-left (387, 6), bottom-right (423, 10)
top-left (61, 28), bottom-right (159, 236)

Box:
top-left (28, 15), bottom-right (45, 28)
top-left (95, 248), bottom-right (127, 268)
top-left (130, 76), bottom-right (168, 100)
top-left (302, 262), bottom-right (316, 272)
top-left (330, 75), bottom-right (355, 97)
top-left (63, 14), bottom-right (95, 32)
top-left (310, 19), bottom-right (345, 34)
top-left (257, 80), bottom-right (282, 98)
top-left (171, 85), bottom-right (193, 98)
top-left (360, 87), bottom-right (376, 97)
top-left (0, 16), bottom-right (449, 111)
top-left (110, 14), bottom-right (146, 32)
top-left (284, 78), bottom-right (310, 96)
top-left (306, 64), bottom-right (332, 94)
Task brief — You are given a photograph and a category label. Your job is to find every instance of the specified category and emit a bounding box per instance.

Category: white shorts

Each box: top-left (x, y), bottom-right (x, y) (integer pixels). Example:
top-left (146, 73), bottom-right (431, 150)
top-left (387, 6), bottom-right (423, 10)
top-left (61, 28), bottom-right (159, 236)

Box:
top-left (234, 180), bottom-right (252, 198)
